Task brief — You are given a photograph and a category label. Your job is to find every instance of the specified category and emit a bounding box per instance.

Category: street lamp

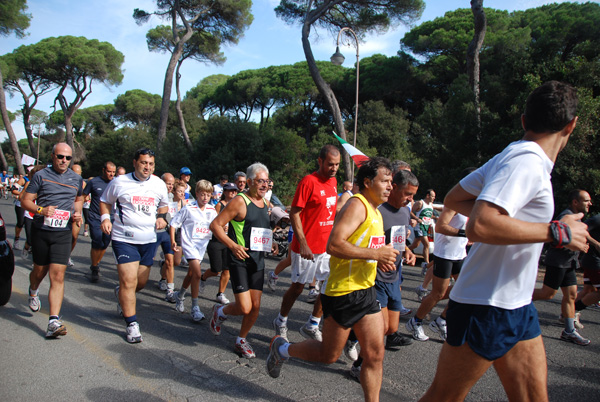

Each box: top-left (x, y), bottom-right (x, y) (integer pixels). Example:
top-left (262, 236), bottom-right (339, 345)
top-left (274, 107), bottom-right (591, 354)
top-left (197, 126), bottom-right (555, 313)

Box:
top-left (331, 27), bottom-right (360, 179)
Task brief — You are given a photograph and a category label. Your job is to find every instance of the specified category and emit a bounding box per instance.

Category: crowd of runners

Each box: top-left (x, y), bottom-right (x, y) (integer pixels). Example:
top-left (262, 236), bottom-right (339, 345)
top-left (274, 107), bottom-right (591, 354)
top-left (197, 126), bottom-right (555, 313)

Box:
top-left (5, 81), bottom-right (600, 401)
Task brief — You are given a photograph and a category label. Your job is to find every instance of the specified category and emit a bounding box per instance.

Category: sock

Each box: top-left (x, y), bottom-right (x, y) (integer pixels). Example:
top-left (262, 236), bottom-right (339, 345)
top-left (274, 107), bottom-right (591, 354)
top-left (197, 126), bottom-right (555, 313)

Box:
top-left (565, 317), bottom-right (576, 333)
top-left (178, 289), bottom-right (187, 299)
top-left (236, 336), bottom-right (245, 344)
top-left (414, 316), bottom-right (423, 324)
top-left (437, 316), bottom-right (446, 325)
top-left (278, 341), bottom-right (291, 359)
top-left (277, 313), bottom-right (288, 326)
top-left (167, 283), bottom-right (174, 291)
top-left (124, 315), bottom-right (137, 325)
top-left (575, 300), bottom-right (587, 311)
top-left (49, 315), bottom-right (59, 322)
top-left (307, 315), bottom-right (321, 328)
top-left (191, 298), bottom-right (199, 308)
top-left (308, 285), bottom-right (315, 291)
top-left (29, 287), bottom-right (39, 296)
top-left (217, 305), bottom-right (227, 319)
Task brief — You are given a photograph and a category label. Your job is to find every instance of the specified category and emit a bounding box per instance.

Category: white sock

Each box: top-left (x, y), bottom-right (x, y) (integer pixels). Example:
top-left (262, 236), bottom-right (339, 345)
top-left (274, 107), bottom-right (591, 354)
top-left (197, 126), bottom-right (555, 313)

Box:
top-left (192, 298), bottom-right (198, 308)
top-left (277, 313), bottom-right (288, 326)
top-left (279, 342), bottom-right (291, 359)
top-left (307, 315), bottom-right (321, 328)
top-left (236, 336), bottom-right (245, 344)
top-left (167, 283), bottom-right (174, 291)
top-left (218, 305), bottom-right (227, 319)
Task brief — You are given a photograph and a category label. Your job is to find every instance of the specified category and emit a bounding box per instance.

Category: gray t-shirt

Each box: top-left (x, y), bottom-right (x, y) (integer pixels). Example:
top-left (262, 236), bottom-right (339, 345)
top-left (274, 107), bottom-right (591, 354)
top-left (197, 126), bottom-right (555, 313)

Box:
top-left (545, 208), bottom-right (580, 269)
top-left (377, 202), bottom-right (411, 283)
top-left (83, 175), bottom-right (111, 220)
top-left (26, 166), bottom-right (84, 231)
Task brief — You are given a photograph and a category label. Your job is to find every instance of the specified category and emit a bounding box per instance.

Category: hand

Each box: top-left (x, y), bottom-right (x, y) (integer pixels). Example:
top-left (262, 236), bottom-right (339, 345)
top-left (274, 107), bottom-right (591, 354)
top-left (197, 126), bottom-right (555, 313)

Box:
top-left (101, 219), bottom-right (112, 235)
top-left (299, 242), bottom-right (314, 261)
top-left (72, 211), bottom-right (82, 225)
top-left (42, 205), bottom-right (58, 217)
top-left (378, 261), bottom-right (397, 272)
top-left (404, 248), bottom-right (416, 266)
top-left (410, 219), bottom-right (417, 227)
top-left (376, 244), bottom-right (400, 266)
top-left (230, 243), bottom-right (250, 260)
top-left (171, 242), bottom-right (179, 252)
top-left (155, 217), bottom-right (167, 230)
top-left (561, 213), bottom-right (589, 252)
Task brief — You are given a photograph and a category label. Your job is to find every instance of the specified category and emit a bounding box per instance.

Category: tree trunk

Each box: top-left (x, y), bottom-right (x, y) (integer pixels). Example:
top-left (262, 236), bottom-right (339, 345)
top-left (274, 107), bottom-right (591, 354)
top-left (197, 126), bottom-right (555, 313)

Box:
top-left (467, 0), bottom-right (486, 161)
top-left (301, 9), bottom-right (352, 181)
top-left (23, 117), bottom-right (37, 157)
top-left (0, 145), bottom-right (8, 172)
top-left (175, 59), bottom-right (193, 151)
top-left (0, 69), bottom-right (25, 175)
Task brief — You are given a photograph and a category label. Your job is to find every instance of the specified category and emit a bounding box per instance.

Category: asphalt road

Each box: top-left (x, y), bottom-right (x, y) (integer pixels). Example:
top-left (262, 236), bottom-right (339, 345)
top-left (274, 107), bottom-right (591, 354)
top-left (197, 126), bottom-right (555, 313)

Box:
top-left (0, 198), bottom-right (598, 401)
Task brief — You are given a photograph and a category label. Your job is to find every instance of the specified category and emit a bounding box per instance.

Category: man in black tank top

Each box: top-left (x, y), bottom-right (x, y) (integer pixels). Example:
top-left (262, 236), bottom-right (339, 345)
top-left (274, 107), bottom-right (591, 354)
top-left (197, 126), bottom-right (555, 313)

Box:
top-left (209, 162), bottom-right (272, 359)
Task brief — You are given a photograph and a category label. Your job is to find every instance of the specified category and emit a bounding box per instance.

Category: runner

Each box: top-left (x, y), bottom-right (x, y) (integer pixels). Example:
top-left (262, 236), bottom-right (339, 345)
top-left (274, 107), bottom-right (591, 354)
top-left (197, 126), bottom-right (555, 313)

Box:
top-left (20, 143), bottom-right (84, 338)
top-left (267, 157), bottom-right (399, 402)
top-left (209, 163), bottom-right (272, 358)
top-left (156, 172), bottom-right (176, 301)
top-left (272, 145), bottom-right (340, 342)
top-left (100, 148), bottom-right (169, 343)
top-left (420, 81), bottom-right (588, 401)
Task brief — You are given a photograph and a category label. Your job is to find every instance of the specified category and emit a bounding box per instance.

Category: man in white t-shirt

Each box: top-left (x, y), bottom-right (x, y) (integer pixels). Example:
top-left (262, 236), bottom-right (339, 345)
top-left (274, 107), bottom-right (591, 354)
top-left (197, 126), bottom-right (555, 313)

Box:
top-left (100, 148), bottom-right (169, 343)
top-left (420, 81), bottom-right (589, 401)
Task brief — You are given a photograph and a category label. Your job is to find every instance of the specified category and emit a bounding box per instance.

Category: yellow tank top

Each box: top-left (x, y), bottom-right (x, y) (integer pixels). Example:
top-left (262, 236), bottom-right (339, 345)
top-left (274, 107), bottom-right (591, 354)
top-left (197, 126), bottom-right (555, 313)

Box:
top-left (324, 193), bottom-right (385, 297)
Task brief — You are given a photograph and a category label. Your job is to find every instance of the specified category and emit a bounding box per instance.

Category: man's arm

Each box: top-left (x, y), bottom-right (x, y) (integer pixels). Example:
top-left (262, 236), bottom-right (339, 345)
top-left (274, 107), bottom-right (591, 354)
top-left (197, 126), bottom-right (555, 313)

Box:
top-left (336, 192), bottom-right (351, 213)
top-left (99, 201), bottom-right (112, 235)
top-left (443, 183), bottom-right (477, 218)
top-left (209, 196), bottom-right (249, 260)
top-left (71, 195), bottom-right (84, 224)
top-left (466, 200), bottom-right (589, 252)
top-left (290, 205), bottom-right (314, 260)
top-left (435, 207), bottom-right (461, 236)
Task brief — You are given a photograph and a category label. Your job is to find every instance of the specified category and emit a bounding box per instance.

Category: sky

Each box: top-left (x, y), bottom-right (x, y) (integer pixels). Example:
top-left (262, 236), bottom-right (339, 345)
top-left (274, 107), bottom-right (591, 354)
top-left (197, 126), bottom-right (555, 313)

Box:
top-left (1, 0), bottom-right (590, 140)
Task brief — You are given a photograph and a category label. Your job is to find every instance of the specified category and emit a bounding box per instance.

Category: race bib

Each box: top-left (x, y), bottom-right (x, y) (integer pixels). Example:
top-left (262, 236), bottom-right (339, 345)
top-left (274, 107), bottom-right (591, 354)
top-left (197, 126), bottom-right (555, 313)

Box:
top-left (368, 235), bottom-right (386, 249)
top-left (44, 209), bottom-right (71, 228)
top-left (192, 222), bottom-right (211, 239)
top-left (421, 216), bottom-right (432, 225)
top-left (167, 202), bottom-right (178, 215)
top-left (250, 227), bottom-right (272, 252)
top-left (132, 195), bottom-right (156, 214)
top-left (390, 225), bottom-right (406, 251)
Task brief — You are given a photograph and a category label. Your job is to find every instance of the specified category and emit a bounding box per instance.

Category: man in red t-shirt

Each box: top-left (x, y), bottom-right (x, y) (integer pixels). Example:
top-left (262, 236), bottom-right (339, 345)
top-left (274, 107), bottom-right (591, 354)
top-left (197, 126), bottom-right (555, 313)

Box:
top-left (272, 145), bottom-right (340, 341)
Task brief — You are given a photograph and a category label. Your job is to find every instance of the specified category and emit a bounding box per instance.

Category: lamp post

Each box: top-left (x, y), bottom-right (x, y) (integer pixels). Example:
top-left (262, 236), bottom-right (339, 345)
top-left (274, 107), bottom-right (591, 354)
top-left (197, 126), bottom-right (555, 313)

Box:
top-left (331, 27), bottom-right (360, 179)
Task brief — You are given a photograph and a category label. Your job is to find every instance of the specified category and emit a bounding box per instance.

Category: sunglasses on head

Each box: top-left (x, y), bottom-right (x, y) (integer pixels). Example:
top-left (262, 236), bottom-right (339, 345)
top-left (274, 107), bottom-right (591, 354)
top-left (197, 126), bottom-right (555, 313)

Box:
top-left (55, 154), bottom-right (73, 161)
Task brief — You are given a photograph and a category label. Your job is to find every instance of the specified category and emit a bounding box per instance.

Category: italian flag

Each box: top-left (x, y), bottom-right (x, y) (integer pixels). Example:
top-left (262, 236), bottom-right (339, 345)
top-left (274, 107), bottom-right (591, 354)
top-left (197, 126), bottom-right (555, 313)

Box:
top-left (333, 132), bottom-right (369, 167)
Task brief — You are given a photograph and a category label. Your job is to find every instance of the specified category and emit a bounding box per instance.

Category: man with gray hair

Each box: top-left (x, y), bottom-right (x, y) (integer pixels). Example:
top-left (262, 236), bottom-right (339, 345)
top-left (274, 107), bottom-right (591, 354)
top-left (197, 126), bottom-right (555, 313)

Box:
top-left (233, 171), bottom-right (247, 192)
top-left (209, 162), bottom-right (272, 358)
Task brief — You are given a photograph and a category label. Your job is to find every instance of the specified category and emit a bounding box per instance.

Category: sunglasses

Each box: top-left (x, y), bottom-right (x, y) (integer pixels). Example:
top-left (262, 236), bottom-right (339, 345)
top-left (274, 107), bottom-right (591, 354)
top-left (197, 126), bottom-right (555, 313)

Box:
top-left (55, 154), bottom-right (73, 161)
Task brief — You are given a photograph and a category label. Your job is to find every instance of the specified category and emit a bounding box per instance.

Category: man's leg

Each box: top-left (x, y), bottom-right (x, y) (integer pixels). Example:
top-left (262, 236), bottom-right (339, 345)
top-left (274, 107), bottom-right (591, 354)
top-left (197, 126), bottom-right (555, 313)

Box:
top-left (288, 315), bottom-right (349, 363)
top-left (353, 311), bottom-right (386, 402)
top-left (420, 342), bottom-right (493, 401)
top-left (90, 248), bottom-right (107, 267)
top-left (422, 237), bottom-right (430, 264)
top-left (239, 289), bottom-right (262, 338)
top-left (416, 277), bottom-right (451, 319)
top-left (30, 264), bottom-right (50, 293)
top-left (532, 284), bottom-right (558, 301)
top-left (117, 262), bottom-right (141, 317)
top-left (47, 263), bottom-right (68, 316)
top-left (561, 284), bottom-right (577, 320)
top-left (493, 336), bottom-right (549, 402)
top-left (280, 282), bottom-right (304, 316)
top-left (218, 270), bottom-right (230, 294)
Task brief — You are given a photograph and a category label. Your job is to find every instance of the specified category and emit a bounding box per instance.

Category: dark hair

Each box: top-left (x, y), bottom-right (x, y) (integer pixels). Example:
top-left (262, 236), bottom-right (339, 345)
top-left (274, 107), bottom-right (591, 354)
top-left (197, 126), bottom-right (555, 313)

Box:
top-left (426, 189), bottom-right (435, 196)
top-left (356, 157), bottom-right (392, 191)
top-left (134, 147), bottom-right (155, 160)
top-left (568, 189), bottom-right (584, 204)
top-left (393, 169), bottom-right (419, 188)
top-left (318, 144), bottom-right (340, 160)
top-left (523, 81), bottom-right (578, 134)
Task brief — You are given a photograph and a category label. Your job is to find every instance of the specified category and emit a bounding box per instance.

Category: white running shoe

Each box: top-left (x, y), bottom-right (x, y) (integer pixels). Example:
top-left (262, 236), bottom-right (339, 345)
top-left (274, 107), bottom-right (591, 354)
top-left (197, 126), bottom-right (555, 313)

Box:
top-left (344, 340), bottom-right (359, 361)
top-left (126, 322), bottom-right (143, 343)
top-left (406, 317), bottom-right (429, 341)
top-left (175, 292), bottom-right (185, 313)
top-left (429, 318), bottom-right (447, 341)
top-left (191, 306), bottom-right (205, 322)
top-left (560, 329), bottom-right (590, 346)
top-left (158, 278), bottom-right (167, 291)
top-left (299, 323), bottom-right (322, 342)
top-left (306, 288), bottom-right (319, 303)
top-left (12, 239), bottom-right (21, 250)
top-left (67, 258), bottom-right (74, 267)
top-left (216, 293), bottom-right (230, 305)
top-left (399, 307), bottom-right (412, 316)
top-left (415, 285), bottom-right (430, 301)
top-left (21, 247), bottom-right (32, 261)
top-left (420, 262), bottom-right (428, 276)
top-left (165, 290), bottom-right (177, 303)
top-left (267, 271), bottom-right (278, 291)
top-left (28, 290), bottom-right (41, 312)
top-left (272, 318), bottom-right (289, 341)
top-left (46, 319), bottom-right (67, 338)
top-left (199, 279), bottom-right (206, 294)
top-left (235, 338), bottom-right (256, 359)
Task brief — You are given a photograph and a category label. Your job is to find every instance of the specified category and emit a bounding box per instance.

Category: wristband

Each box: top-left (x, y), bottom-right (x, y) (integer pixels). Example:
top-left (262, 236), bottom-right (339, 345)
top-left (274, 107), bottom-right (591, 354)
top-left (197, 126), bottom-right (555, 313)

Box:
top-left (157, 213), bottom-right (167, 220)
top-left (456, 229), bottom-right (466, 237)
top-left (36, 206), bottom-right (43, 214)
top-left (550, 220), bottom-right (572, 248)
top-left (100, 213), bottom-right (111, 222)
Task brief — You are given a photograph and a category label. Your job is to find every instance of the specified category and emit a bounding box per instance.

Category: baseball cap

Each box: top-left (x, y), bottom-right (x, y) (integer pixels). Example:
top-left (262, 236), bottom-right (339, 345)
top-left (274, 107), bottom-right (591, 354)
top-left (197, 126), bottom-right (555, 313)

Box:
top-left (223, 183), bottom-right (238, 191)
top-left (180, 167), bottom-right (192, 175)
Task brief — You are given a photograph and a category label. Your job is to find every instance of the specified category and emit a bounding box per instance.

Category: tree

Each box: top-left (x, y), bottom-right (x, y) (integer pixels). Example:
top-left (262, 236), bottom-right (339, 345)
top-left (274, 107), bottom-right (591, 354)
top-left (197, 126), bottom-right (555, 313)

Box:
top-left (466, 0), bottom-right (486, 159)
top-left (275, 0), bottom-right (424, 180)
top-left (0, 109), bottom-right (16, 170)
top-left (134, 0), bottom-right (253, 154)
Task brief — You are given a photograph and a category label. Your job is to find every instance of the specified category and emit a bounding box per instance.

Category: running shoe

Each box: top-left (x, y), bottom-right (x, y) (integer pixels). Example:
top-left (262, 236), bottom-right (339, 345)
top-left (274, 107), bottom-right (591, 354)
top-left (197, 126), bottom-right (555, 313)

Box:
top-left (349, 364), bottom-right (361, 383)
top-left (83, 230), bottom-right (89, 237)
top-left (560, 329), bottom-right (590, 346)
top-left (114, 286), bottom-right (123, 317)
top-left (266, 335), bottom-right (287, 378)
top-left (191, 306), bottom-right (205, 322)
top-left (429, 318), bottom-right (447, 341)
top-left (165, 290), bottom-right (177, 303)
top-left (12, 239), bottom-right (21, 250)
top-left (415, 285), bottom-right (430, 301)
top-left (28, 290), bottom-right (41, 312)
top-left (90, 265), bottom-right (99, 283)
top-left (175, 292), bottom-right (185, 313)
top-left (272, 318), bottom-right (289, 341)
top-left (67, 258), bottom-right (74, 267)
top-left (158, 278), bottom-right (167, 291)
top-left (126, 322), bottom-right (143, 343)
top-left (386, 332), bottom-right (414, 349)
top-left (210, 304), bottom-right (226, 335)
top-left (46, 319), bottom-right (67, 338)
top-left (344, 340), bottom-right (359, 361)
top-left (199, 279), bottom-right (206, 294)
top-left (235, 339), bottom-right (256, 359)
top-left (558, 312), bottom-right (584, 329)
top-left (299, 323), bottom-right (322, 342)
top-left (406, 317), bottom-right (429, 341)
top-left (306, 288), bottom-right (319, 303)
top-left (21, 247), bottom-right (32, 261)
top-left (216, 293), bottom-right (230, 305)
top-left (420, 262), bottom-right (428, 276)
top-left (399, 307), bottom-right (412, 316)
top-left (267, 271), bottom-right (278, 291)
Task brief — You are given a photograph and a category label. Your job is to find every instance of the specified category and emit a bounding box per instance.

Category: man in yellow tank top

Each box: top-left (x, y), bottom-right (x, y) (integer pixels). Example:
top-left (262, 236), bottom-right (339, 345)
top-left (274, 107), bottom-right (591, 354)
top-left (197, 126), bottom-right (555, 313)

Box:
top-left (267, 157), bottom-right (399, 402)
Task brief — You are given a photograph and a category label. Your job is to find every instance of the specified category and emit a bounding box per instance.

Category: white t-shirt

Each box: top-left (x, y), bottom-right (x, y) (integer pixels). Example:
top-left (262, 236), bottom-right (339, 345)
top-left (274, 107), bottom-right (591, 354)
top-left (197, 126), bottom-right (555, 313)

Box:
top-left (170, 201), bottom-right (217, 260)
top-left (434, 213), bottom-right (468, 260)
top-left (213, 183), bottom-right (224, 199)
top-left (450, 140), bottom-right (554, 310)
top-left (100, 173), bottom-right (169, 244)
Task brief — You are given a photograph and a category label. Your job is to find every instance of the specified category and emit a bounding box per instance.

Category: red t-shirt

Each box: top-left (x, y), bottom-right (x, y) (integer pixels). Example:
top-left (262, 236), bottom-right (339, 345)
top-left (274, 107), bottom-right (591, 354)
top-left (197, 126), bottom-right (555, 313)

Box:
top-left (290, 172), bottom-right (338, 254)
